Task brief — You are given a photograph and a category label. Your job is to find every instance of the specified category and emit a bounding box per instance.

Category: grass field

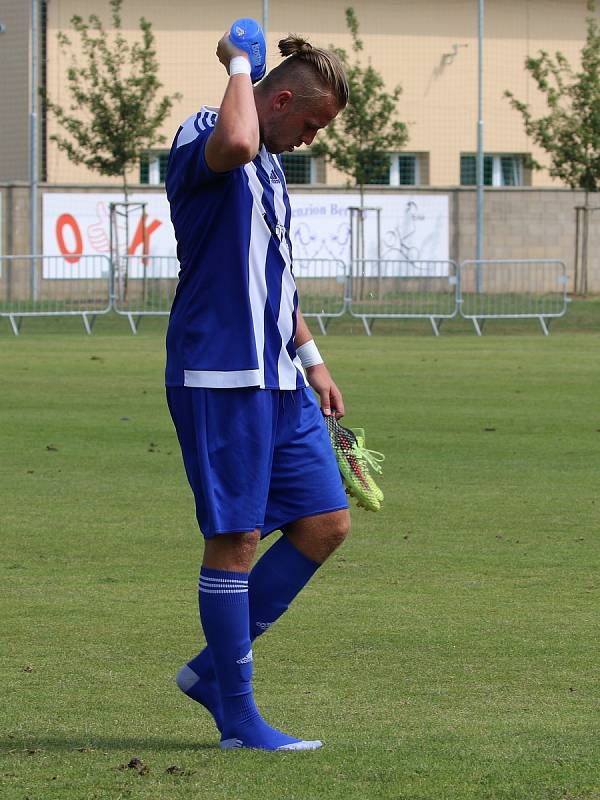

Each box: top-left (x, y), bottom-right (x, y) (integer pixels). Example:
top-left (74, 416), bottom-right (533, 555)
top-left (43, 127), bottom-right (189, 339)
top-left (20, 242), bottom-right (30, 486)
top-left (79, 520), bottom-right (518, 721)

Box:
top-left (1, 313), bottom-right (599, 800)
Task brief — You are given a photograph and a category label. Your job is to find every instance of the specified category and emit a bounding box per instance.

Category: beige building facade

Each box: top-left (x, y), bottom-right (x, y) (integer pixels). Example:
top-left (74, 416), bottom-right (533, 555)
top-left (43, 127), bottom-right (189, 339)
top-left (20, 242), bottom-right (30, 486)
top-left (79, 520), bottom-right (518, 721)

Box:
top-left (0, 1), bottom-right (32, 183)
top-left (1, 0), bottom-right (595, 189)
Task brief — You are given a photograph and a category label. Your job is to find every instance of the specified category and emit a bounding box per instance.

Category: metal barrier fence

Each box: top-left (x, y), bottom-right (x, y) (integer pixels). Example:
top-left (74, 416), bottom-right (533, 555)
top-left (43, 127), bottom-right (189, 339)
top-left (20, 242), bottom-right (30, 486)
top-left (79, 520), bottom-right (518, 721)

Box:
top-left (0, 255), bottom-right (570, 336)
top-left (293, 258), bottom-right (348, 335)
top-left (112, 255), bottom-right (179, 333)
top-left (113, 257), bottom-right (348, 335)
top-left (0, 255), bottom-right (111, 334)
top-left (348, 259), bottom-right (460, 335)
top-left (459, 260), bottom-right (569, 335)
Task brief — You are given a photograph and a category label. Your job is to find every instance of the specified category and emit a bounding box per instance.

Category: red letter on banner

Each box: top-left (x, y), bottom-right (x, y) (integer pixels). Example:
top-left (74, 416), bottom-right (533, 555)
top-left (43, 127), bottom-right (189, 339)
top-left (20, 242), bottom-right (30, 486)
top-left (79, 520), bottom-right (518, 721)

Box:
top-left (128, 215), bottom-right (162, 255)
top-left (56, 214), bottom-right (83, 264)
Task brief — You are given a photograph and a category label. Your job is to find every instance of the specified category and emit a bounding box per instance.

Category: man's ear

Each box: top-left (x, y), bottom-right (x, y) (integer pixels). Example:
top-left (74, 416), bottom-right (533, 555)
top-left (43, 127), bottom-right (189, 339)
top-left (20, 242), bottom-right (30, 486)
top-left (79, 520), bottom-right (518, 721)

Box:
top-left (272, 90), bottom-right (293, 111)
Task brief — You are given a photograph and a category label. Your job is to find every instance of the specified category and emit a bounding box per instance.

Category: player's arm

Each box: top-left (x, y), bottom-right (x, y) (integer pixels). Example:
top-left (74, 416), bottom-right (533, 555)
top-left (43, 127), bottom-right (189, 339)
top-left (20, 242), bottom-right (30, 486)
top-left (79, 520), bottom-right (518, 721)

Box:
top-left (204, 33), bottom-right (261, 173)
top-left (295, 310), bottom-right (345, 418)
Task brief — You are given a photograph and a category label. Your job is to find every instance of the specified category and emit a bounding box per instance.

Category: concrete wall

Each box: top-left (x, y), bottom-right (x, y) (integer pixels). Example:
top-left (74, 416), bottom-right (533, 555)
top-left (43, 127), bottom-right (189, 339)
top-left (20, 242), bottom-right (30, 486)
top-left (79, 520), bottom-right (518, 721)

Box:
top-left (1, 183), bottom-right (598, 293)
top-left (453, 187), bottom-right (583, 264)
top-left (0, 184), bottom-right (32, 256)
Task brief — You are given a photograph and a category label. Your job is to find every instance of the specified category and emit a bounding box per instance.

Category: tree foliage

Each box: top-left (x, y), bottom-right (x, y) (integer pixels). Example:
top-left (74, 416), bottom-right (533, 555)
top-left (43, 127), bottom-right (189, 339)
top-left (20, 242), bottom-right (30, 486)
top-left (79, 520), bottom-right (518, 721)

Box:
top-left (41, 0), bottom-right (180, 196)
top-left (505, 0), bottom-right (600, 192)
top-left (311, 8), bottom-right (408, 202)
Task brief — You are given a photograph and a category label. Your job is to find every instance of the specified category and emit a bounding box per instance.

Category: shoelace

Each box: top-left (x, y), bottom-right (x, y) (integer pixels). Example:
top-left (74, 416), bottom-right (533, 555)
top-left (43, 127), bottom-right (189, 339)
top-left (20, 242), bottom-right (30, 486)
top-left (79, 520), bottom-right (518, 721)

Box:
top-left (352, 430), bottom-right (385, 474)
top-left (358, 447), bottom-right (385, 474)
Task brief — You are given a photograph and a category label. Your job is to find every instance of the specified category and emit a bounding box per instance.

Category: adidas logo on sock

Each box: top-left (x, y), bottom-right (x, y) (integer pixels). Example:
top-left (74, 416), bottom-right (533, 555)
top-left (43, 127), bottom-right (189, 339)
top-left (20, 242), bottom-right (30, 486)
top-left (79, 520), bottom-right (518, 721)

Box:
top-left (255, 621), bottom-right (272, 631)
top-left (269, 169), bottom-right (281, 184)
top-left (236, 649), bottom-right (253, 665)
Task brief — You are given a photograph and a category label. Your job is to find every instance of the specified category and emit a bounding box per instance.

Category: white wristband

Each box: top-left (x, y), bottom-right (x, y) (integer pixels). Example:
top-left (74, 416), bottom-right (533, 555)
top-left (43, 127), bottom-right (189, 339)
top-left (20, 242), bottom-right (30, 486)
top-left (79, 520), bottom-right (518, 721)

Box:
top-left (296, 340), bottom-right (324, 369)
top-left (229, 56), bottom-right (251, 77)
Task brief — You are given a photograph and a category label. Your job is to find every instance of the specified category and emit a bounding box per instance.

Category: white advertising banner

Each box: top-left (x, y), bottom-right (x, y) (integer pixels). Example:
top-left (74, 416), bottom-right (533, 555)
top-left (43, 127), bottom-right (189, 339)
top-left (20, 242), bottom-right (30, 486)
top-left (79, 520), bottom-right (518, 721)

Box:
top-left (290, 193), bottom-right (449, 277)
top-left (42, 192), bottom-right (176, 278)
top-left (42, 191), bottom-right (449, 278)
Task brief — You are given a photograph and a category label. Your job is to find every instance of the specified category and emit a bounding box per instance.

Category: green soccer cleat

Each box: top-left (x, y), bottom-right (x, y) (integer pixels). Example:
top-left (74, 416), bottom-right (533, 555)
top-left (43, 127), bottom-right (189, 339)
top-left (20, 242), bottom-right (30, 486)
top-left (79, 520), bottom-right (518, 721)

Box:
top-left (352, 428), bottom-right (385, 503)
top-left (325, 416), bottom-right (385, 512)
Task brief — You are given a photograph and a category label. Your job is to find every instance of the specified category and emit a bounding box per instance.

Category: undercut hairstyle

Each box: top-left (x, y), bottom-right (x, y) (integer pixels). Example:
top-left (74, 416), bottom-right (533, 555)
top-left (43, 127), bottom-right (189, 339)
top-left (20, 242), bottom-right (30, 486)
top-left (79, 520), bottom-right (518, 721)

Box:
top-left (258, 35), bottom-right (349, 109)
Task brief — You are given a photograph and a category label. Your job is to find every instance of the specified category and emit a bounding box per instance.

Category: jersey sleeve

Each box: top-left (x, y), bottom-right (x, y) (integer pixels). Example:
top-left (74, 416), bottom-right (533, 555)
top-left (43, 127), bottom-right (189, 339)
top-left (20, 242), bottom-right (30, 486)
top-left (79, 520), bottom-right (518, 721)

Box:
top-left (166, 109), bottom-right (226, 192)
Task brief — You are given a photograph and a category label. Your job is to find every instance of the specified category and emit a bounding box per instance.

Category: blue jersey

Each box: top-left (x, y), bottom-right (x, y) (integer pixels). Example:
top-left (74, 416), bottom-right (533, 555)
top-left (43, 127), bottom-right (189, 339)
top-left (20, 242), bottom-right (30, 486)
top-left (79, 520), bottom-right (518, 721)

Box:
top-left (165, 108), bottom-right (307, 391)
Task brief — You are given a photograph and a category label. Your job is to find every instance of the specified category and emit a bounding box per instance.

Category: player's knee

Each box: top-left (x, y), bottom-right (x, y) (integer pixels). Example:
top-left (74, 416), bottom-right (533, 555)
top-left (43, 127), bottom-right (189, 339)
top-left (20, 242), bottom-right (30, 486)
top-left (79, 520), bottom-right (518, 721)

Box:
top-left (203, 529), bottom-right (260, 572)
top-left (325, 509), bottom-right (351, 552)
top-left (284, 510), bottom-right (350, 562)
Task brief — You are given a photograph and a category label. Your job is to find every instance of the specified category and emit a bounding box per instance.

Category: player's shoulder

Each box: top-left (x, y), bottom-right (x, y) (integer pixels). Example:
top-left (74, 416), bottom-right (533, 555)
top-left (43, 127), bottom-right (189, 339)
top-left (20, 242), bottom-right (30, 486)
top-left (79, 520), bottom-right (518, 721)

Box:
top-left (174, 106), bottom-right (220, 150)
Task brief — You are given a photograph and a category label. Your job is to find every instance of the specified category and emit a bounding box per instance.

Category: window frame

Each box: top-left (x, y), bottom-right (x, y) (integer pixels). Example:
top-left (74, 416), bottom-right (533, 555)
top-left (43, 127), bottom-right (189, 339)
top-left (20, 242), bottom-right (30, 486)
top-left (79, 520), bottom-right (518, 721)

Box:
top-left (139, 150), bottom-right (169, 185)
top-left (461, 153), bottom-right (525, 187)
top-left (389, 153), bottom-right (420, 187)
top-left (361, 153), bottom-right (423, 186)
top-left (280, 152), bottom-right (319, 185)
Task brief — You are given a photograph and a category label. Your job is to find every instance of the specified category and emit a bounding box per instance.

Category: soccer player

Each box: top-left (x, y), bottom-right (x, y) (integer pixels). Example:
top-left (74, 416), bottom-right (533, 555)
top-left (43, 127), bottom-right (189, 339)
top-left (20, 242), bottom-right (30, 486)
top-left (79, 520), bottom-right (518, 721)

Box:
top-left (165, 30), bottom-right (350, 751)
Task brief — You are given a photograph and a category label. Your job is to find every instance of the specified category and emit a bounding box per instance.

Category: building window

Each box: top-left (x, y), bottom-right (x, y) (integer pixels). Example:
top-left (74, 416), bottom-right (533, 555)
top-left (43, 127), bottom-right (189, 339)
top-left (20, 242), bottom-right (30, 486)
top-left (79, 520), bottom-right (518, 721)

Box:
top-left (362, 154), bottom-right (424, 186)
top-left (140, 151), bottom-right (169, 185)
top-left (391, 154), bottom-right (419, 186)
top-left (460, 154), bottom-right (525, 186)
top-left (281, 153), bottom-right (318, 184)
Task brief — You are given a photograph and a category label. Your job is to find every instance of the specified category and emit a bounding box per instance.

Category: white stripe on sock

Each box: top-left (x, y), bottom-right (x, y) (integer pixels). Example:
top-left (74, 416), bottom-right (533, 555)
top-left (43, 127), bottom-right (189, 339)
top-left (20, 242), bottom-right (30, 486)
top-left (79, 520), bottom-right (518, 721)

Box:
top-left (199, 580), bottom-right (248, 589)
top-left (199, 583), bottom-right (248, 590)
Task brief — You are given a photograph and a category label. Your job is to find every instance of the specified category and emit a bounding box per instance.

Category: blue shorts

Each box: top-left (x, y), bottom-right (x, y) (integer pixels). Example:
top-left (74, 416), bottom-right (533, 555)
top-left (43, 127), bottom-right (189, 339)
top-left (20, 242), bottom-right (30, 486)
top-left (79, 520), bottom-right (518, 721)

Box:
top-left (166, 386), bottom-right (348, 539)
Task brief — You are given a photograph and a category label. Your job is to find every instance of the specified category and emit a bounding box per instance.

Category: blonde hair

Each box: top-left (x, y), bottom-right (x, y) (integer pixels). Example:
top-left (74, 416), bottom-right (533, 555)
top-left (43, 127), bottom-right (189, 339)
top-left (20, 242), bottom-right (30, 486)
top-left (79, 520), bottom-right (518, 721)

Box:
top-left (259, 35), bottom-right (349, 109)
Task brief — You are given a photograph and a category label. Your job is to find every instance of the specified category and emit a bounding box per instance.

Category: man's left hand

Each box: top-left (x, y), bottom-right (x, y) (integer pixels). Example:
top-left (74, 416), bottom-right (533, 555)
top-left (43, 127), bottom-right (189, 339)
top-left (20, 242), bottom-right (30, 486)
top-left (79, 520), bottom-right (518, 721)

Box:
top-left (306, 363), bottom-right (345, 418)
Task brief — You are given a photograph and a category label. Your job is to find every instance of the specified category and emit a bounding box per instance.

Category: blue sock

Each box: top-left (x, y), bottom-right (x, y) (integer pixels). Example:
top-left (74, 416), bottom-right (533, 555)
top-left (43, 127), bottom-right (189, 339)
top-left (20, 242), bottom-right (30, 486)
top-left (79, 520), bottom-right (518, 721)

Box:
top-left (249, 535), bottom-right (320, 639)
top-left (177, 537), bottom-right (320, 733)
top-left (198, 566), bottom-right (309, 749)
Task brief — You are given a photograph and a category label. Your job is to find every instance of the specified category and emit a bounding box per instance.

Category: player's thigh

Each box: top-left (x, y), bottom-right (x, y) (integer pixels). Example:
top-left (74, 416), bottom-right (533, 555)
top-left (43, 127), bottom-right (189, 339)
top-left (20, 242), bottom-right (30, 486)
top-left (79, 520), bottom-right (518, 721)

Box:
top-left (167, 386), bottom-right (277, 538)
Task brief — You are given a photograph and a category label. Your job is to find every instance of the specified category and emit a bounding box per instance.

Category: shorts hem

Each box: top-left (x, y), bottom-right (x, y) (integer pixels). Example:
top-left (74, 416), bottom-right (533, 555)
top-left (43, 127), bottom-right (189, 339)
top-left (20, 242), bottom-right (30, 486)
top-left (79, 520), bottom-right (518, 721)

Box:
top-left (261, 502), bottom-right (349, 538)
top-left (202, 524), bottom-right (264, 539)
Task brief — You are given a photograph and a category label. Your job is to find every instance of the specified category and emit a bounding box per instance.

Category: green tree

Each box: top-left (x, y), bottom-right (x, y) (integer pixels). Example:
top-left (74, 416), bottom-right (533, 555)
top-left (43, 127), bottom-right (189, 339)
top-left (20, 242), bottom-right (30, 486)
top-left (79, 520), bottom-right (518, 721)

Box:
top-left (42, 0), bottom-right (180, 201)
top-left (311, 7), bottom-right (409, 211)
top-left (505, 0), bottom-right (600, 294)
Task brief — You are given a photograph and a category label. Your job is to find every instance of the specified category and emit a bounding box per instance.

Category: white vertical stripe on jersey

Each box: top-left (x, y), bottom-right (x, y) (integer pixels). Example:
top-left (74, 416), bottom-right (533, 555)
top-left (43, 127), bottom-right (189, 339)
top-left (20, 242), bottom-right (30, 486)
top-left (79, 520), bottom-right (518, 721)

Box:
top-left (244, 160), bottom-right (271, 388)
top-left (260, 151), bottom-right (301, 390)
top-left (273, 154), bottom-right (306, 380)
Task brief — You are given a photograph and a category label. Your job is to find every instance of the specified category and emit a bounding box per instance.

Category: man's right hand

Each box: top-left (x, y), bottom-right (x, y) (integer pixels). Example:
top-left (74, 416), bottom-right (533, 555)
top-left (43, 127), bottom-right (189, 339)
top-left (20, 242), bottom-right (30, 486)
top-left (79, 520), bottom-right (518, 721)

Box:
top-left (216, 31), bottom-right (249, 73)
